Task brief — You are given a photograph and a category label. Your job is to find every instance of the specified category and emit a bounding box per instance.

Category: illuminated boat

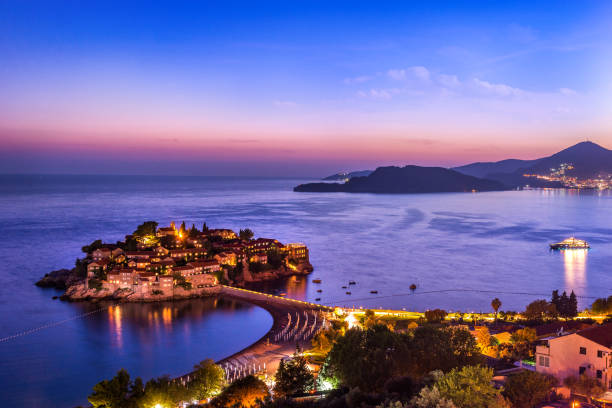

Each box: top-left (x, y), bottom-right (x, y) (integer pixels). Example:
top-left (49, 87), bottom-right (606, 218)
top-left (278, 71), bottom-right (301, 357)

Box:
top-left (549, 237), bottom-right (590, 250)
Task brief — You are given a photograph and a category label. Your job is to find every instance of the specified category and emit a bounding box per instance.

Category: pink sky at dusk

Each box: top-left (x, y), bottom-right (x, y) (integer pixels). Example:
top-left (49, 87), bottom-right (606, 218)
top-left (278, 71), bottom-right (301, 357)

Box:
top-left (1, 1), bottom-right (611, 176)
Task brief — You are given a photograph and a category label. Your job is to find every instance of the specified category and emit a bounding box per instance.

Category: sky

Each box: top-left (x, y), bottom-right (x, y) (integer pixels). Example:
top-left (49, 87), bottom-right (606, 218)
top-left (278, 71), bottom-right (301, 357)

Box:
top-left (1, 1), bottom-right (611, 176)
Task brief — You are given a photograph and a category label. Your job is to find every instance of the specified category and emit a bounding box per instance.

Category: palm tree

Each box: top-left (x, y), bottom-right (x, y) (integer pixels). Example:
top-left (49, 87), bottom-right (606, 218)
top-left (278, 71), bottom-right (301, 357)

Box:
top-left (491, 298), bottom-right (502, 323)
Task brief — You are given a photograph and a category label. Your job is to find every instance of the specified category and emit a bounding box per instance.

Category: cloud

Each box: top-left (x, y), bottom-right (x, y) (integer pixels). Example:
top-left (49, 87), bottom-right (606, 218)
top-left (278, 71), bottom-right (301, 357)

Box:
top-left (357, 88), bottom-right (402, 99)
top-left (471, 78), bottom-right (526, 97)
top-left (273, 100), bottom-right (297, 107)
top-left (437, 74), bottom-right (461, 88)
top-left (387, 66), bottom-right (430, 81)
top-left (343, 75), bottom-right (374, 84)
top-left (559, 88), bottom-right (577, 96)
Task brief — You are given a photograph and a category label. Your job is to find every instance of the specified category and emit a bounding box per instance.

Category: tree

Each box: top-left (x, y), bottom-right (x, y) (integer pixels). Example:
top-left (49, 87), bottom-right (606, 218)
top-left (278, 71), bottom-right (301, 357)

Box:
top-left (424, 309), bottom-right (447, 323)
top-left (138, 375), bottom-right (188, 407)
top-left (172, 272), bottom-right (192, 290)
top-left (523, 299), bottom-right (557, 320)
top-left (474, 326), bottom-right (493, 355)
top-left (239, 228), bottom-right (254, 241)
top-left (434, 366), bottom-right (508, 408)
top-left (412, 385), bottom-right (457, 408)
top-left (503, 370), bottom-right (556, 408)
top-left (188, 224), bottom-right (200, 238)
top-left (213, 375), bottom-right (269, 408)
top-left (509, 327), bottom-right (537, 360)
top-left (591, 295), bottom-right (612, 314)
top-left (363, 309), bottom-right (378, 329)
top-left (568, 291), bottom-right (578, 318)
top-left (188, 359), bottom-right (225, 401)
top-left (273, 354), bottom-right (315, 397)
top-left (491, 298), bottom-right (502, 322)
top-left (202, 222), bottom-right (209, 232)
top-left (82, 239), bottom-right (103, 254)
top-left (564, 375), bottom-right (606, 403)
top-left (88, 369), bottom-right (137, 408)
top-left (133, 221), bottom-right (159, 245)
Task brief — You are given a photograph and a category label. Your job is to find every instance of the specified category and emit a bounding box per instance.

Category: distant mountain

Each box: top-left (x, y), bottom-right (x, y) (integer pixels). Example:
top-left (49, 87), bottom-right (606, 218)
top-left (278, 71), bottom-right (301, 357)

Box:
top-left (295, 165), bottom-right (507, 193)
top-left (453, 141), bottom-right (612, 187)
top-left (323, 170), bottom-right (373, 181)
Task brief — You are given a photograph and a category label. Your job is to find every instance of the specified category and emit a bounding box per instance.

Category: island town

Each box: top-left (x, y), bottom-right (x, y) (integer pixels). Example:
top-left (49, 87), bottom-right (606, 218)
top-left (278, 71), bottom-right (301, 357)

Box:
top-left (38, 221), bottom-right (312, 301)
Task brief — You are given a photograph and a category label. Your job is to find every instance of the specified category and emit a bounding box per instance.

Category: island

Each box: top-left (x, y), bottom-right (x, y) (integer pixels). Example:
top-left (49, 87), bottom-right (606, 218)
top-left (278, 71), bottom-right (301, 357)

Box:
top-left (295, 165), bottom-right (507, 193)
top-left (37, 221), bottom-right (313, 301)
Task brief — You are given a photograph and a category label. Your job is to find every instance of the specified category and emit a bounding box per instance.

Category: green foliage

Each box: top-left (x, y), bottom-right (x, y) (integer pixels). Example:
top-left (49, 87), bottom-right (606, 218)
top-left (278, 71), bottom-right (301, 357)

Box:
top-left (509, 327), bottom-right (537, 360)
top-left (564, 375), bottom-right (606, 401)
top-left (82, 239), bottom-right (103, 254)
top-left (212, 375), bottom-right (269, 408)
top-left (132, 221), bottom-right (159, 246)
top-left (323, 324), bottom-right (480, 393)
top-left (189, 359), bottom-right (226, 400)
top-left (274, 354), bottom-right (315, 397)
top-left (424, 309), bottom-right (447, 323)
top-left (491, 298), bottom-right (502, 321)
top-left (188, 224), bottom-right (200, 238)
top-left (239, 228), bottom-right (255, 241)
top-left (267, 249), bottom-right (285, 269)
top-left (412, 385), bottom-right (457, 408)
top-left (138, 375), bottom-right (189, 407)
top-left (551, 290), bottom-right (578, 319)
top-left (88, 369), bottom-right (139, 408)
top-left (75, 258), bottom-right (88, 278)
top-left (503, 370), bottom-right (556, 408)
top-left (433, 366), bottom-right (506, 408)
top-left (591, 295), bottom-right (612, 314)
top-left (404, 326), bottom-right (481, 379)
top-left (523, 299), bottom-right (557, 320)
top-left (160, 235), bottom-right (176, 249)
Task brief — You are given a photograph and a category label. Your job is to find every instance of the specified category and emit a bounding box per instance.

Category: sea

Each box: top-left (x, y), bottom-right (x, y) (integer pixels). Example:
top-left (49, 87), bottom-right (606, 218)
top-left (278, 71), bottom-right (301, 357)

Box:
top-left (1, 174), bottom-right (611, 407)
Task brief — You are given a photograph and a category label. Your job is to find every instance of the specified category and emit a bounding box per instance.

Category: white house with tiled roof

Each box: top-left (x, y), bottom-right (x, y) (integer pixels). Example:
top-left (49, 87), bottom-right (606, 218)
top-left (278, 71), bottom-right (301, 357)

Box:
top-left (536, 323), bottom-right (612, 392)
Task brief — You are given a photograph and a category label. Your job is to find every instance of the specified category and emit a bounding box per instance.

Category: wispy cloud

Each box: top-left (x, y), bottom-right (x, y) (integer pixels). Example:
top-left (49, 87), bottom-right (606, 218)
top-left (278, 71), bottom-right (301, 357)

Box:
top-left (343, 75), bottom-right (374, 85)
top-left (387, 66), bottom-right (430, 81)
top-left (357, 88), bottom-right (402, 99)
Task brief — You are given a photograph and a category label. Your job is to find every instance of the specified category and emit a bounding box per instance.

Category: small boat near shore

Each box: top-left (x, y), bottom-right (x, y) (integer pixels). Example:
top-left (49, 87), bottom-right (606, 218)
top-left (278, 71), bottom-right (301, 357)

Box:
top-left (370, 290), bottom-right (378, 294)
top-left (316, 289), bottom-right (322, 293)
top-left (349, 280), bottom-right (356, 285)
top-left (550, 237), bottom-right (590, 250)
top-left (312, 279), bottom-right (322, 283)
top-left (346, 291), bottom-right (352, 295)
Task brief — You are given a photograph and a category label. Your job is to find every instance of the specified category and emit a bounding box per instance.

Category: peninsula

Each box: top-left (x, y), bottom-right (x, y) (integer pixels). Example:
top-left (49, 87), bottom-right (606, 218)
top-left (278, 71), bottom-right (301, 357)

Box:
top-left (37, 221), bottom-right (313, 301)
top-left (295, 165), bottom-right (506, 194)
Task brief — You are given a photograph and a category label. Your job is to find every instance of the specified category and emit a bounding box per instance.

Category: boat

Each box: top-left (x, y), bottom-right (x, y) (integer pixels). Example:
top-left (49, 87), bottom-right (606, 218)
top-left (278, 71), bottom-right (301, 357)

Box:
top-left (346, 291), bottom-right (352, 295)
top-left (279, 293), bottom-right (287, 297)
top-left (410, 284), bottom-right (417, 291)
top-left (549, 237), bottom-right (590, 250)
top-left (370, 290), bottom-right (378, 294)
top-left (315, 298), bottom-right (321, 301)
top-left (349, 280), bottom-right (356, 285)
top-left (312, 279), bottom-right (322, 283)
top-left (316, 289), bottom-right (322, 293)
top-left (341, 286), bottom-right (347, 289)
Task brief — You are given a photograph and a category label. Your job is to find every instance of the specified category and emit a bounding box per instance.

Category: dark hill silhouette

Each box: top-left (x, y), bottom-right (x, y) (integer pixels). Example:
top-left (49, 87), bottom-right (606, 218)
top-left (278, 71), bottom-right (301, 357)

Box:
top-left (454, 141), bottom-right (612, 187)
top-left (294, 165), bottom-right (507, 193)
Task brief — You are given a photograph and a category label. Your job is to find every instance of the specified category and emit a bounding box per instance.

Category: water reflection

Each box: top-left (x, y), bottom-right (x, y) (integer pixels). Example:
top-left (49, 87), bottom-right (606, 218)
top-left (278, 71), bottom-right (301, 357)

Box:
top-left (562, 249), bottom-right (587, 292)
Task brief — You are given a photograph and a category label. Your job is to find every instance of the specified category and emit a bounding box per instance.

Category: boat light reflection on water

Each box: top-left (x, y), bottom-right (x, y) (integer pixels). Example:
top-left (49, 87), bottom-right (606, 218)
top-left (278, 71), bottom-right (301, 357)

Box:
top-left (562, 249), bottom-right (587, 293)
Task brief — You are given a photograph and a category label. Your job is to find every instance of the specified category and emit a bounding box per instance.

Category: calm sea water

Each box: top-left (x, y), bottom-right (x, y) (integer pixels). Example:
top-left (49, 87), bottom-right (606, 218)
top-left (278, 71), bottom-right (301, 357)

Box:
top-left (1, 175), bottom-right (612, 407)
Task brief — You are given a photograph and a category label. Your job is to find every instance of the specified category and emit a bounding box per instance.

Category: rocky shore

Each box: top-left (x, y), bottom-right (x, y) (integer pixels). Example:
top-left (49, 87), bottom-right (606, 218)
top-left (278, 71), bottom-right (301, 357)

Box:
top-left (37, 261), bottom-right (313, 302)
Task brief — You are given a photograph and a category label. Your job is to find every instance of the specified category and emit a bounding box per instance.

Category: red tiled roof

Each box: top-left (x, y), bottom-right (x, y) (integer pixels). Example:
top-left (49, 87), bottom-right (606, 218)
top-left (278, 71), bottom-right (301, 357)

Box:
top-left (576, 323), bottom-right (612, 348)
top-left (534, 320), bottom-right (592, 337)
